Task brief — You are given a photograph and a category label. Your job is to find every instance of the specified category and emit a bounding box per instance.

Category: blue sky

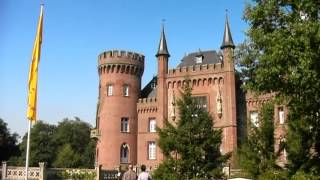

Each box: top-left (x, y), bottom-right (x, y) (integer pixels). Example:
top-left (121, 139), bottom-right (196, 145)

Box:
top-left (0, 0), bottom-right (248, 137)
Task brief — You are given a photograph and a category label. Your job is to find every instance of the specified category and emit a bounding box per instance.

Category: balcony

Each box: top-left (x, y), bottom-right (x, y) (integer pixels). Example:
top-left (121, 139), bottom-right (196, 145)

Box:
top-left (90, 128), bottom-right (100, 139)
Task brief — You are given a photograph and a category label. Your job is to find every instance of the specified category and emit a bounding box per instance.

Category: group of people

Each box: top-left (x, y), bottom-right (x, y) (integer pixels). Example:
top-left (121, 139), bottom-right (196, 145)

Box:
top-left (122, 164), bottom-right (152, 180)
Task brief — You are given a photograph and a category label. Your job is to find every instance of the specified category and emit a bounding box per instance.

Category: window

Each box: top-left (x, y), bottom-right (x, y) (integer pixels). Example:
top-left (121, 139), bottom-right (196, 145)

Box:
top-left (250, 111), bottom-right (259, 127)
top-left (149, 118), bottom-right (156, 132)
top-left (148, 141), bottom-right (156, 160)
top-left (279, 107), bottom-right (285, 124)
top-left (107, 85), bottom-right (113, 96)
top-left (193, 96), bottom-right (207, 109)
top-left (151, 81), bottom-right (156, 89)
top-left (195, 56), bottom-right (203, 64)
top-left (96, 148), bottom-right (99, 162)
top-left (121, 117), bottom-right (129, 132)
top-left (123, 85), bottom-right (129, 96)
top-left (120, 143), bottom-right (129, 163)
top-left (283, 148), bottom-right (287, 161)
top-left (219, 145), bottom-right (223, 153)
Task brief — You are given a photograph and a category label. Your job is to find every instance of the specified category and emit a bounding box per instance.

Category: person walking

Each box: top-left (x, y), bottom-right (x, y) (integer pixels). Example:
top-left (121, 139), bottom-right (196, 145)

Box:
top-left (137, 164), bottom-right (151, 180)
top-left (122, 165), bottom-right (137, 180)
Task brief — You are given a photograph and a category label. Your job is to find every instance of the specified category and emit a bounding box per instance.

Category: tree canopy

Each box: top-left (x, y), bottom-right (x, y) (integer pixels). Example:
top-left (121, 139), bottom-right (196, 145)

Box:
top-left (0, 118), bottom-right (20, 162)
top-left (153, 83), bottom-right (230, 180)
top-left (240, 0), bottom-right (320, 177)
top-left (11, 117), bottom-right (95, 168)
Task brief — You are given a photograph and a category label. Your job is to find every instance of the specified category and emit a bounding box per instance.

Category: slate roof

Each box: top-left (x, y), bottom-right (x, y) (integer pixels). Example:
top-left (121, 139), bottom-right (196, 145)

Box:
top-left (156, 25), bottom-right (170, 57)
top-left (221, 15), bottom-right (235, 49)
top-left (177, 50), bottom-right (222, 68)
top-left (140, 76), bottom-right (157, 98)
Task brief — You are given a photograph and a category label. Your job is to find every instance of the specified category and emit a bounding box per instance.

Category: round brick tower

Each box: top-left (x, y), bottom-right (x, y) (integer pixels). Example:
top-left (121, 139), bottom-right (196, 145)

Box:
top-left (96, 50), bottom-right (144, 169)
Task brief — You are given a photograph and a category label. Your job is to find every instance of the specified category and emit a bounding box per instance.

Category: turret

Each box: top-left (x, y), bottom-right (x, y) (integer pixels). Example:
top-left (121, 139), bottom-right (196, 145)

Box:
top-left (156, 23), bottom-right (169, 154)
top-left (219, 13), bottom-right (238, 158)
top-left (96, 50), bottom-right (144, 169)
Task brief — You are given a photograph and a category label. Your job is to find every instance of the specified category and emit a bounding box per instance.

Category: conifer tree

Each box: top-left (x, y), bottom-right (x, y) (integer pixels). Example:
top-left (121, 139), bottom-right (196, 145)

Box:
top-left (238, 102), bottom-right (280, 179)
top-left (153, 83), bottom-right (230, 180)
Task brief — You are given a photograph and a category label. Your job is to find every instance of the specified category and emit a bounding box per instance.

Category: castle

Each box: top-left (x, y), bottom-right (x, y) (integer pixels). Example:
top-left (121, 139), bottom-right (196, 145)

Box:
top-left (91, 15), bottom-right (287, 170)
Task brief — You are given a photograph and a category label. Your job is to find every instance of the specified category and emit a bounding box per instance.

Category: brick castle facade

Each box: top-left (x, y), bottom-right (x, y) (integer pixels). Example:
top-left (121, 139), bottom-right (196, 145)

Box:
top-left (91, 16), bottom-right (287, 170)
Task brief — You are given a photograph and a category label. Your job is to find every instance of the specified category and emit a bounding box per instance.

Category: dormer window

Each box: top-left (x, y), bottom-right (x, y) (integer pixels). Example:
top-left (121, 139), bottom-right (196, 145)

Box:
top-left (195, 55), bottom-right (203, 64)
top-left (218, 51), bottom-right (223, 62)
top-left (151, 78), bottom-right (157, 89)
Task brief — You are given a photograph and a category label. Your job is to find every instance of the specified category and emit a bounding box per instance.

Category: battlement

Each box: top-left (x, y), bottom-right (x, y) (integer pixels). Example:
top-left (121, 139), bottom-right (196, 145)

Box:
top-left (137, 98), bottom-right (157, 114)
top-left (137, 97), bottom-right (157, 104)
top-left (168, 63), bottom-right (223, 77)
top-left (98, 50), bottom-right (144, 77)
top-left (99, 50), bottom-right (145, 63)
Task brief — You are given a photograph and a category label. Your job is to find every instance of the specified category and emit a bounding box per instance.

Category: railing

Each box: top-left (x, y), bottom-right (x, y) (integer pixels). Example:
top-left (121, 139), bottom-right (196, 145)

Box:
top-left (2, 162), bottom-right (45, 180)
top-left (90, 128), bottom-right (100, 139)
top-left (2, 161), bottom-right (250, 180)
top-left (1, 161), bottom-right (98, 180)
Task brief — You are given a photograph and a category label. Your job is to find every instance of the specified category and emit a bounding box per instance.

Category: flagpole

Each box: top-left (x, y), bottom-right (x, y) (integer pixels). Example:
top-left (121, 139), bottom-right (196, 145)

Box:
top-left (25, 120), bottom-right (32, 180)
top-left (25, 4), bottom-right (43, 180)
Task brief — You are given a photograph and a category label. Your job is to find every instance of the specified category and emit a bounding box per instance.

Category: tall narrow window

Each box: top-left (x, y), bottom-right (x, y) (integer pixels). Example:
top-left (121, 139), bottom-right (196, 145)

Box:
top-left (123, 84), bottom-right (129, 96)
top-left (120, 143), bottom-right (129, 163)
top-left (148, 141), bottom-right (156, 160)
top-left (149, 118), bottom-right (156, 132)
top-left (121, 117), bottom-right (129, 132)
top-left (96, 148), bottom-right (99, 162)
top-left (107, 85), bottom-right (113, 96)
top-left (250, 111), bottom-right (259, 127)
top-left (279, 107), bottom-right (285, 124)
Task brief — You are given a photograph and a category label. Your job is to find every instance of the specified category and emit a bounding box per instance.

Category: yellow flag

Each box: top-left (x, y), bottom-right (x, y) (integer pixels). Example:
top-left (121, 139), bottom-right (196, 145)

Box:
top-left (27, 5), bottom-right (44, 121)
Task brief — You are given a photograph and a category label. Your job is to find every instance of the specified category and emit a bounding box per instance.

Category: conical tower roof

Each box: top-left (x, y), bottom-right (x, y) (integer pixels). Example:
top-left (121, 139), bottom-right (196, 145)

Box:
top-left (156, 24), bottom-right (170, 57)
top-left (220, 14), bottom-right (235, 49)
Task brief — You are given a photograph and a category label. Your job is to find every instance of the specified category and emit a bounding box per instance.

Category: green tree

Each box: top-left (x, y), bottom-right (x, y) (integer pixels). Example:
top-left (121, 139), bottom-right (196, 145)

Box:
top-left (240, 0), bottom-right (320, 176)
top-left (53, 117), bottom-right (95, 168)
top-left (153, 83), bottom-right (230, 180)
top-left (0, 118), bottom-right (20, 162)
top-left (16, 121), bottom-right (57, 166)
top-left (53, 144), bottom-right (82, 168)
top-left (238, 102), bottom-right (280, 179)
top-left (12, 118), bottom-right (95, 168)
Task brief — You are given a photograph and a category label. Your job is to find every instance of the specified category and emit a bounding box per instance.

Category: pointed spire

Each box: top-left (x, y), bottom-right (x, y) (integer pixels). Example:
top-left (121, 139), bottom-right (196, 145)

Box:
top-left (156, 21), bottom-right (170, 57)
top-left (221, 11), bottom-right (235, 49)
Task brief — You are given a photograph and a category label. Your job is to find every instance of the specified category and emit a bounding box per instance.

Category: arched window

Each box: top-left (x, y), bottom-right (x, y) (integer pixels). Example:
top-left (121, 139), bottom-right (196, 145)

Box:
top-left (120, 143), bottom-right (129, 163)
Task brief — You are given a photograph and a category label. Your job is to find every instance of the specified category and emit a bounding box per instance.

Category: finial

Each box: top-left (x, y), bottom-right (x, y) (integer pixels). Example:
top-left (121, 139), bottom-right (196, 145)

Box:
top-left (161, 19), bottom-right (166, 30)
